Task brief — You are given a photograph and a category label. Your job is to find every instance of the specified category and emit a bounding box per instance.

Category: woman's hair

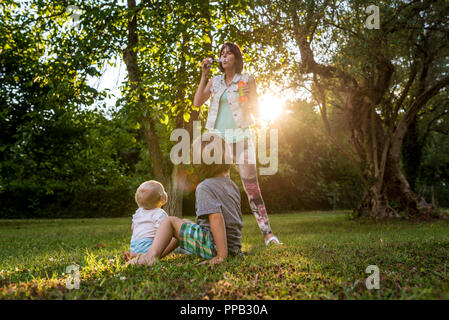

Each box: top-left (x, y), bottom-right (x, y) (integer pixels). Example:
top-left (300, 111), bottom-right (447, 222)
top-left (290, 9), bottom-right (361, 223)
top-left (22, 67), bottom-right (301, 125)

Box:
top-left (191, 133), bottom-right (233, 179)
top-left (219, 42), bottom-right (244, 74)
top-left (135, 180), bottom-right (166, 210)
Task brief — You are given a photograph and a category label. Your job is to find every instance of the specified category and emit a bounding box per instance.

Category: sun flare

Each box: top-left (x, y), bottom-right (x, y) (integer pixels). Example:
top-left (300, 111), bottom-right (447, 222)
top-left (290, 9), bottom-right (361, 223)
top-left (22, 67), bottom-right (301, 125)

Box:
top-left (258, 93), bottom-right (283, 123)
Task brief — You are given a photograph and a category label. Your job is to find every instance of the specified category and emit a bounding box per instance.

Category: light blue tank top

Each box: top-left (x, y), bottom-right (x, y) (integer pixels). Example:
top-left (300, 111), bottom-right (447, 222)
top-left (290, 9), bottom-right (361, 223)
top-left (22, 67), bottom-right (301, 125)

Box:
top-left (213, 91), bottom-right (251, 143)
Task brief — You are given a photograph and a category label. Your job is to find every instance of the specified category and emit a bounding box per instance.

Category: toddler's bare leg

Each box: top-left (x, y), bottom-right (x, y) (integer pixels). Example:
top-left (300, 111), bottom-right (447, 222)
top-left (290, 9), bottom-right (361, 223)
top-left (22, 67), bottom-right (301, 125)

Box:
top-left (128, 217), bottom-right (184, 266)
top-left (123, 251), bottom-right (137, 262)
top-left (123, 251), bottom-right (138, 262)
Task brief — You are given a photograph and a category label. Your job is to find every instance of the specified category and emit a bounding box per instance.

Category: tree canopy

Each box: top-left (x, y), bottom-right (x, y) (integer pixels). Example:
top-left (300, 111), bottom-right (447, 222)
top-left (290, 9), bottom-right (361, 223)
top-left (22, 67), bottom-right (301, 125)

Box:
top-left (1, 0), bottom-right (448, 219)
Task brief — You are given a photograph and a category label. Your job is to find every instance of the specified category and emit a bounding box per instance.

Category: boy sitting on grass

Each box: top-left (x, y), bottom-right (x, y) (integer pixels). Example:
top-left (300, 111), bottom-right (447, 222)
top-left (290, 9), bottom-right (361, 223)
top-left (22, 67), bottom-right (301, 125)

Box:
top-left (128, 133), bottom-right (243, 266)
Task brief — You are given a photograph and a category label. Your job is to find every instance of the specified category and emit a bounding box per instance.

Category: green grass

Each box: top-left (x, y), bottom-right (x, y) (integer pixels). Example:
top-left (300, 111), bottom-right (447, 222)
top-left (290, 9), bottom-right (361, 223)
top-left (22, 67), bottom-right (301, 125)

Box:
top-left (1, 210), bottom-right (448, 299)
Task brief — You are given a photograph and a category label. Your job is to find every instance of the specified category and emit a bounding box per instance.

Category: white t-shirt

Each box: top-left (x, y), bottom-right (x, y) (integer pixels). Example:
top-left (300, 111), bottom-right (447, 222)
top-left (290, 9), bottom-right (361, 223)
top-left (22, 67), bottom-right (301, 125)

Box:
top-left (131, 208), bottom-right (168, 242)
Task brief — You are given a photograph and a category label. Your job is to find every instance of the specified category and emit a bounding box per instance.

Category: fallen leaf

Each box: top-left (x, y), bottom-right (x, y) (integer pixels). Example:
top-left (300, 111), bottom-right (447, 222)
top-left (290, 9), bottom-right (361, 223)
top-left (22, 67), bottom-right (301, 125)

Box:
top-left (92, 243), bottom-right (106, 249)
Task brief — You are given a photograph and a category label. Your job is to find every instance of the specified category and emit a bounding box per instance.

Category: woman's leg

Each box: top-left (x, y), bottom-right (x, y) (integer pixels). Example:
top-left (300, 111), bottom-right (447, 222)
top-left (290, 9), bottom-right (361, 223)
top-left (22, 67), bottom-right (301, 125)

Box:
top-left (233, 138), bottom-right (273, 238)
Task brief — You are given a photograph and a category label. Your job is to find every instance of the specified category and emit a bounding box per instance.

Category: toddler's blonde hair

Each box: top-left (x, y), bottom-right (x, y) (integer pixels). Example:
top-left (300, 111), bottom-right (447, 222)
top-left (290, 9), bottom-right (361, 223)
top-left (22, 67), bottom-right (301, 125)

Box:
top-left (135, 180), bottom-right (166, 210)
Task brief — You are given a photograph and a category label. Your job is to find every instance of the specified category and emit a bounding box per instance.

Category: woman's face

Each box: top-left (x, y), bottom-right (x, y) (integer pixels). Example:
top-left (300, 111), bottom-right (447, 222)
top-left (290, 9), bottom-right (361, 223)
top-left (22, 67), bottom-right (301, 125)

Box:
top-left (220, 46), bottom-right (235, 71)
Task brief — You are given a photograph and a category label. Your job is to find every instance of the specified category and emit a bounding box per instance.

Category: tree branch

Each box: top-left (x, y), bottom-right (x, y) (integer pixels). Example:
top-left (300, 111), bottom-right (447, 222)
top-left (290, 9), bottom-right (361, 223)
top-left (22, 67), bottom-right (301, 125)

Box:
top-left (390, 74), bottom-right (449, 159)
top-left (291, 7), bottom-right (359, 89)
top-left (421, 106), bottom-right (449, 144)
top-left (394, 61), bottom-right (418, 118)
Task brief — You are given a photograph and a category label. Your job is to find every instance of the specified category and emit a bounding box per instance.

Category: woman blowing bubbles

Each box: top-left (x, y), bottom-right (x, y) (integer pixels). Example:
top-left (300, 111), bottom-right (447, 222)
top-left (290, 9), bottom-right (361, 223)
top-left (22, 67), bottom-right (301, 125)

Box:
top-left (193, 42), bottom-right (281, 246)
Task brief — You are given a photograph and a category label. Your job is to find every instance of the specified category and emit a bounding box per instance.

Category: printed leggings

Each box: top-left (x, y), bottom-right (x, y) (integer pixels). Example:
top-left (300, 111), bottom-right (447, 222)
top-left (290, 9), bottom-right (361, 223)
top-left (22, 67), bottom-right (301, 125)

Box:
top-left (230, 138), bottom-right (272, 236)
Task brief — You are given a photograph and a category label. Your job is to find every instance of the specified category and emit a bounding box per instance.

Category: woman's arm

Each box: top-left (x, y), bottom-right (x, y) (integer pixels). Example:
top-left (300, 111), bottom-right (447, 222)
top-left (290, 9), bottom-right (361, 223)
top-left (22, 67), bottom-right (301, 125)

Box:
top-left (194, 58), bottom-right (214, 107)
top-left (193, 76), bottom-right (213, 107)
top-left (200, 212), bottom-right (227, 265)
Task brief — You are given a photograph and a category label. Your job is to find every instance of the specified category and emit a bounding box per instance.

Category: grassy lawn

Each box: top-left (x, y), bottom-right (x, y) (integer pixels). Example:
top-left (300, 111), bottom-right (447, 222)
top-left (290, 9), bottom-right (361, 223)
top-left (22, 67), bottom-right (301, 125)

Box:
top-left (1, 210), bottom-right (448, 300)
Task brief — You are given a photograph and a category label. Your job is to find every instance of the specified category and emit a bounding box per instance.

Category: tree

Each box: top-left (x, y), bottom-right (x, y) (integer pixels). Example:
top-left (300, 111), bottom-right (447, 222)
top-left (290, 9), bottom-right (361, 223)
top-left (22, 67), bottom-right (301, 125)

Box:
top-left (0, 0), bottom-right (136, 217)
top-left (2, 0), bottom-right (260, 217)
top-left (120, 0), bottom-right (252, 216)
top-left (241, 0), bottom-right (449, 219)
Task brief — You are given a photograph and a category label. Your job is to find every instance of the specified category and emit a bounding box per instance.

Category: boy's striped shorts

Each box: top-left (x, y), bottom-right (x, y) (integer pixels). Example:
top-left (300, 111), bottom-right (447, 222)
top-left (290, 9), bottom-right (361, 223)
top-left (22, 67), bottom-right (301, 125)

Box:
top-left (179, 222), bottom-right (217, 260)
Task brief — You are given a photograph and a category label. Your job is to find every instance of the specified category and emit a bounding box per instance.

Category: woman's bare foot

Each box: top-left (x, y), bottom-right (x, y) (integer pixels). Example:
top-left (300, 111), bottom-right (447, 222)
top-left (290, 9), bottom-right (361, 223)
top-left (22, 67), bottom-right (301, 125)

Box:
top-left (123, 251), bottom-right (138, 262)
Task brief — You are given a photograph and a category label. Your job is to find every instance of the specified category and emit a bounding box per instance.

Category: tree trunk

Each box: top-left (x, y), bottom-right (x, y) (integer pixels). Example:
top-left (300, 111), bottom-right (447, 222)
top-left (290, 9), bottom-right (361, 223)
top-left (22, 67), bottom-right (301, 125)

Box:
top-left (162, 165), bottom-right (183, 218)
top-left (356, 187), bottom-right (399, 219)
top-left (124, 0), bottom-right (183, 217)
top-left (383, 153), bottom-right (430, 217)
top-left (401, 115), bottom-right (422, 191)
top-left (354, 132), bottom-right (438, 220)
top-left (288, 1), bottom-right (449, 221)
top-left (347, 93), bottom-right (438, 220)
top-left (355, 159), bottom-right (436, 220)
top-left (431, 186), bottom-right (437, 208)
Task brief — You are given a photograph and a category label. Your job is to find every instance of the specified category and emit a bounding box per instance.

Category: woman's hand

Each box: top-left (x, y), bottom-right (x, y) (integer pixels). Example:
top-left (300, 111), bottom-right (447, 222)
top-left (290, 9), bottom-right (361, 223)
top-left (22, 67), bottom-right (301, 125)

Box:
top-left (201, 58), bottom-right (212, 78)
top-left (241, 83), bottom-right (251, 96)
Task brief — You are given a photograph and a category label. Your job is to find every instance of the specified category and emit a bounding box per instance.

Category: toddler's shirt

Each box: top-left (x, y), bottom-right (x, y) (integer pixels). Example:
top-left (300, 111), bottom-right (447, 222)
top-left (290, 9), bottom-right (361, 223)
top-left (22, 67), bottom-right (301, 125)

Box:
top-left (131, 208), bottom-right (168, 242)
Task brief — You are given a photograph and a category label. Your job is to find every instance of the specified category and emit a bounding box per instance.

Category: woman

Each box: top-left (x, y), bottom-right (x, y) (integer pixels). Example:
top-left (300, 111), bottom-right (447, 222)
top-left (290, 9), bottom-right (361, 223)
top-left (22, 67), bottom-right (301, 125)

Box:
top-left (193, 42), bottom-right (281, 246)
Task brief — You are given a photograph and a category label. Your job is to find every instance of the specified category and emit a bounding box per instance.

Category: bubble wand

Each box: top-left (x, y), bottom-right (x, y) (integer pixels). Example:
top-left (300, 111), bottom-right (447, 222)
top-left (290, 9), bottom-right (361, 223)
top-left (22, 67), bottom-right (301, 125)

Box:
top-left (205, 57), bottom-right (226, 69)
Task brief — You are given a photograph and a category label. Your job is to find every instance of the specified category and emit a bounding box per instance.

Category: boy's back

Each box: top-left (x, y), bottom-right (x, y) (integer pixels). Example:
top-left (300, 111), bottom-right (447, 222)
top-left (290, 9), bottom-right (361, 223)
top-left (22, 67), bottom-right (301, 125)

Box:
top-left (195, 176), bottom-right (243, 255)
